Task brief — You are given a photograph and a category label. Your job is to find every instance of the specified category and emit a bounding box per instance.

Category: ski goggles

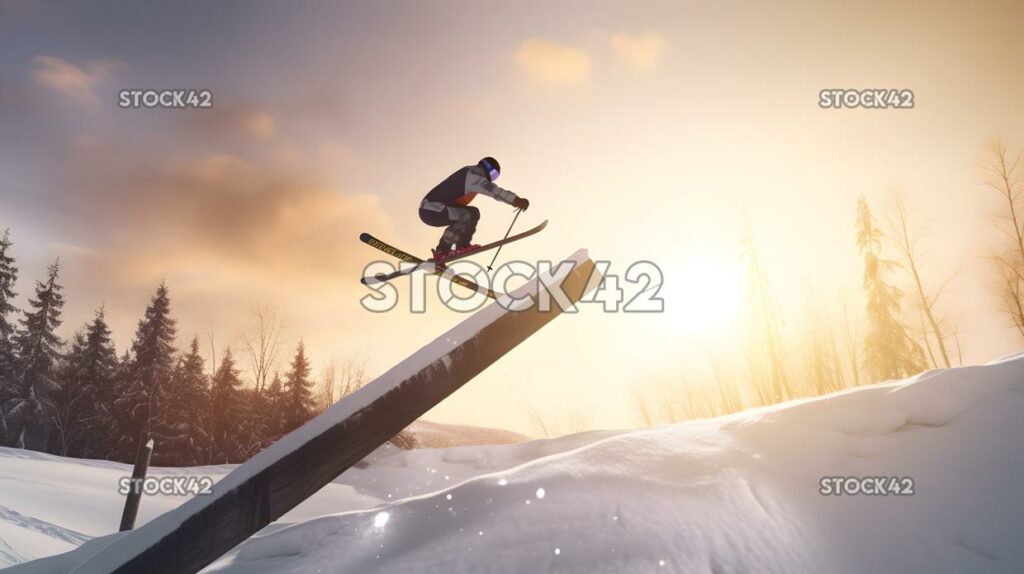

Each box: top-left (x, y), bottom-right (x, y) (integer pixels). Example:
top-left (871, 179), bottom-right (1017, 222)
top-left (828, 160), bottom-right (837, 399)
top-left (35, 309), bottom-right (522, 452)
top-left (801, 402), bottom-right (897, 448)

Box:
top-left (480, 158), bottom-right (500, 181)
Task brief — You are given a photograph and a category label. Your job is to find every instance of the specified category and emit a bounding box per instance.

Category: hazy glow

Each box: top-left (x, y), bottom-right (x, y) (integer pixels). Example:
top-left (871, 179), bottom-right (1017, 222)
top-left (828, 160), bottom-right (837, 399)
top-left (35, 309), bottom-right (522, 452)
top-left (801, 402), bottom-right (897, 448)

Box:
top-left (668, 255), bottom-right (744, 336)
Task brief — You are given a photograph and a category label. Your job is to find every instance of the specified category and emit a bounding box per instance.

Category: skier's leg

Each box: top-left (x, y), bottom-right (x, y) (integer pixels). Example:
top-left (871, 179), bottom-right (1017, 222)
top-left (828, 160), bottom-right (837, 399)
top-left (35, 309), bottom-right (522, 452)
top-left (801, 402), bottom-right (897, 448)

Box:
top-left (442, 206), bottom-right (476, 247)
top-left (456, 206), bottom-right (481, 248)
top-left (419, 203), bottom-right (452, 252)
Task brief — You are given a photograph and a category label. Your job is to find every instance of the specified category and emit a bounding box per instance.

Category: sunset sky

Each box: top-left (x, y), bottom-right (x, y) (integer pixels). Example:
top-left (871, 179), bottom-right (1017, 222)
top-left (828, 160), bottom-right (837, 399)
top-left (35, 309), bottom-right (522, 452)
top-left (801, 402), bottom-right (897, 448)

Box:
top-left (2, 0), bottom-right (1023, 434)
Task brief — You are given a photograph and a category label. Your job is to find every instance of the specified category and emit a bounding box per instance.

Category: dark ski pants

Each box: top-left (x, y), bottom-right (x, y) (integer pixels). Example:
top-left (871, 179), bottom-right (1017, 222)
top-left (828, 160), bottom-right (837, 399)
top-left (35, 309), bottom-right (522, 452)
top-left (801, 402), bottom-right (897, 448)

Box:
top-left (419, 204), bottom-right (480, 248)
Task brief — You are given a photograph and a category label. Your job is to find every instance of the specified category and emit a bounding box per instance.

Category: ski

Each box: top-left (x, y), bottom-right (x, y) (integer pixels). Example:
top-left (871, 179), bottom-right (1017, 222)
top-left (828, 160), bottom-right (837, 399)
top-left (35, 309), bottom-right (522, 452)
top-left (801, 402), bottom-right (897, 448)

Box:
top-left (359, 233), bottom-right (497, 299)
top-left (361, 260), bottom-right (435, 285)
top-left (359, 219), bottom-right (547, 293)
top-left (431, 220), bottom-right (548, 265)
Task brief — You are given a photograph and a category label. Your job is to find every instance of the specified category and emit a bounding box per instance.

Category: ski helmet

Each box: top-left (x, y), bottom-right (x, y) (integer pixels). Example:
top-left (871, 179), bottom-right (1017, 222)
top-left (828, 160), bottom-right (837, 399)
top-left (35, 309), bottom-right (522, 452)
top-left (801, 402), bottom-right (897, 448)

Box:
top-left (479, 156), bottom-right (501, 182)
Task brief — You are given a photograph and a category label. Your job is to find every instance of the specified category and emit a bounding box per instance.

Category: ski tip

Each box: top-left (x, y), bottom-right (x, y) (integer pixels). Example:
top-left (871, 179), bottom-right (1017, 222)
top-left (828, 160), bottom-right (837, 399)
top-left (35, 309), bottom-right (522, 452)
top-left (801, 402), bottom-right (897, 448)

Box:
top-left (359, 232), bottom-right (371, 242)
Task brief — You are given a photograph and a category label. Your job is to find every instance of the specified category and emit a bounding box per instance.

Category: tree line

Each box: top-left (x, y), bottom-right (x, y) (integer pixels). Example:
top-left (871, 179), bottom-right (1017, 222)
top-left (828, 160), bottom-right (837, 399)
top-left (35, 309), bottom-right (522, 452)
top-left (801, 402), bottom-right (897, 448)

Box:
top-left (635, 141), bottom-right (1023, 424)
top-left (0, 235), bottom-right (411, 465)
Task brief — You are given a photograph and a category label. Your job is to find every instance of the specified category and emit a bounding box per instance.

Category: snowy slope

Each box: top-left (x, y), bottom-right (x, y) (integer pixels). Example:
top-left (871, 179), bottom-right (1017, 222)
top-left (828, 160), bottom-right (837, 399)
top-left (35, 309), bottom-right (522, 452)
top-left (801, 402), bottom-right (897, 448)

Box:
top-left (406, 420), bottom-right (529, 448)
top-left (5, 353), bottom-right (1024, 573)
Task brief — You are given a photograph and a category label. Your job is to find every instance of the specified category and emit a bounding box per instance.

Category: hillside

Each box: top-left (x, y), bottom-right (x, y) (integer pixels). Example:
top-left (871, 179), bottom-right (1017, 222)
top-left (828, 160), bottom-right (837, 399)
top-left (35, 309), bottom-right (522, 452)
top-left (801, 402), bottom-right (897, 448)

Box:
top-left (4, 353), bottom-right (1024, 573)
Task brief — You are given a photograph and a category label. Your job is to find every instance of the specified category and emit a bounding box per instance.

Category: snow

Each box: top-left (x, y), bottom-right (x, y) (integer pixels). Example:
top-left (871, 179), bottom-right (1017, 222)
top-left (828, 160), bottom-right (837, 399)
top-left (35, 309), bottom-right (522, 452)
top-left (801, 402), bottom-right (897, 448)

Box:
top-left (4, 352), bottom-right (1024, 573)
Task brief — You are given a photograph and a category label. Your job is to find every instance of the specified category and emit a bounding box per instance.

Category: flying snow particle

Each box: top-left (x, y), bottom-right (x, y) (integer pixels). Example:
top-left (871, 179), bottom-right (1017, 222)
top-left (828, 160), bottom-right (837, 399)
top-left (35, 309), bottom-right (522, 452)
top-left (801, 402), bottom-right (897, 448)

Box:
top-left (536, 487), bottom-right (546, 499)
top-left (659, 559), bottom-right (666, 567)
top-left (555, 548), bottom-right (561, 556)
top-left (446, 493), bottom-right (453, 500)
top-left (498, 478), bottom-right (508, 486)
top-left (373, 512), bottom-right (390, 529)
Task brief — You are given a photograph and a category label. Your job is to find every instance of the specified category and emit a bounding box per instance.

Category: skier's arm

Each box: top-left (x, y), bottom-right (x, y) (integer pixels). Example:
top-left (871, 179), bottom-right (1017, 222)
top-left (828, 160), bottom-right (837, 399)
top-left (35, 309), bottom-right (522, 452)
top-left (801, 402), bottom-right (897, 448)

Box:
top-left (466, 171), bottom-right (518, 205)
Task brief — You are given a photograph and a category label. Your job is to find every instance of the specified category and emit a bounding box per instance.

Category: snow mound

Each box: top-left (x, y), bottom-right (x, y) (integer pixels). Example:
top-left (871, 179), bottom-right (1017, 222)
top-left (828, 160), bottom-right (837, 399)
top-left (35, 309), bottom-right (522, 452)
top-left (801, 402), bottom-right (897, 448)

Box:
top-left (4, 353), bottom-right (1023, 573)
top-left (204, 355), bottom-right (1024, 574)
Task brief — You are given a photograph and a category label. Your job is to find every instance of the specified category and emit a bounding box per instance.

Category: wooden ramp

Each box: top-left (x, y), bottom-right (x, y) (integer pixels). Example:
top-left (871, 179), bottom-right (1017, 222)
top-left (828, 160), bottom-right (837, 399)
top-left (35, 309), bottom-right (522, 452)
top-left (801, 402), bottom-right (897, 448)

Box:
top-left (66, 249), bottom-right (599, 574)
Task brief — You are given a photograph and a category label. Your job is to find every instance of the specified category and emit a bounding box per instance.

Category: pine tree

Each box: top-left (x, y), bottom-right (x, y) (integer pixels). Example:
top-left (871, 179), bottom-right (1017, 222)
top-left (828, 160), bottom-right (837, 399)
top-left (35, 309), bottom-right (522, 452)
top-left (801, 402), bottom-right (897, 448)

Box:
top-left (5, 261), bottom-right (64, 450)
top-left (209, 348), bottom-right (244, 464)
top-left (0, 229), bottom-right (19, 444)
top-left (236, 388), bottom-right (268, 461)
top-left (51, 308), bottom-right (118, 457)
top-left (109, 282), bottom-right (177, 461)
top-left (281, 342), bottom-right (315, 434)
top-left (263, 372), bottom-right (286, 443)
top-left (152, 338), bottom-right (209, 466)
top-left (856, 196), bottom-right (925, 382)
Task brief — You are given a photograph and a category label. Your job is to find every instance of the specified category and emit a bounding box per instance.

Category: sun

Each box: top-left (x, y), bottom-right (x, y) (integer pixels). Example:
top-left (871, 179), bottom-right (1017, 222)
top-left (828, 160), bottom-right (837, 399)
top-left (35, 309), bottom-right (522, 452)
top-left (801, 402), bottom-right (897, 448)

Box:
top-left (666, 254), bottom-right (745, 335)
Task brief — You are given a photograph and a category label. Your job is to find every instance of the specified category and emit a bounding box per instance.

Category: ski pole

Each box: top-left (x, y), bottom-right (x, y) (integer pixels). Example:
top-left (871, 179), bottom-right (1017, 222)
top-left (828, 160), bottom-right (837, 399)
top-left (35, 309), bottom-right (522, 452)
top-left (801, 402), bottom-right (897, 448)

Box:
top-left (487, 208), bottom-right (522, 270)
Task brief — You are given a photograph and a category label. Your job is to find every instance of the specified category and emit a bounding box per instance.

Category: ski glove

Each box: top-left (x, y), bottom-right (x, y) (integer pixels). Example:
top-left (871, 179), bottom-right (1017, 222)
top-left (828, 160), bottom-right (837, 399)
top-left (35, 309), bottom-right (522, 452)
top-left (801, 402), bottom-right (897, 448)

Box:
top-left (513, 197), bottom-right (530, 211)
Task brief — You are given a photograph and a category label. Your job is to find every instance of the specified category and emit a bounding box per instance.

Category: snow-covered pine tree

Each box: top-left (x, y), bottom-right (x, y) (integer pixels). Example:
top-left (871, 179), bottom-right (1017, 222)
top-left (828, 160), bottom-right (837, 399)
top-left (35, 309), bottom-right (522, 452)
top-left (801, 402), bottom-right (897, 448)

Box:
top-left (76, 308), bottom-right (119, 458)
top-left (209, 348), bottom-right (245, 464)
top-left (51, 308), bottom-right (118, 457)
top-left (0, 229), bottom-right (19, 444)
top-left (281, 341), bottom-right (315, 434)
top-left (263, 372), bottom-right (286, 443)
top-left (6, 261), bottom-right (64, 450)
top-left (109, 282), bottom-right (177, 461)
top-left (856, 195), bottom-right (925, 382)
top-left (152, 338), bottom-right (210, 466)
top-left (236, 387), bottom-right (269, 461)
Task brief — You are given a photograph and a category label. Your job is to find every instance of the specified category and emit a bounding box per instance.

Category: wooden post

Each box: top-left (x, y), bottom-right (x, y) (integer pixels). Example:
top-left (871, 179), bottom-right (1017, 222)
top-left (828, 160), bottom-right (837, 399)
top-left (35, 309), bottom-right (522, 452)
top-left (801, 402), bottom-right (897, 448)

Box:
top-left (119, 435), bottom-right (154, 531)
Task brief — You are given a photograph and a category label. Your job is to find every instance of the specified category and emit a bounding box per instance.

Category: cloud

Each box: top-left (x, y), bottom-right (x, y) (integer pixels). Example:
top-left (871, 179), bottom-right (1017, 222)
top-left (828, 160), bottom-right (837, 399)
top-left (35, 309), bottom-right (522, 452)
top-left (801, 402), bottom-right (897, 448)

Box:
top-left (610, 33), bottom-right (667, 71)
top-left (59, 151), bottom-right (393, 288)
top-left (176, 103), bottom-right (278, 144)
top-left (244, 111), bottom-right (275, 139)
top-left (30, 55), bottom-right (117, 103)
top-left (514, 38), bottom-right (591, 88)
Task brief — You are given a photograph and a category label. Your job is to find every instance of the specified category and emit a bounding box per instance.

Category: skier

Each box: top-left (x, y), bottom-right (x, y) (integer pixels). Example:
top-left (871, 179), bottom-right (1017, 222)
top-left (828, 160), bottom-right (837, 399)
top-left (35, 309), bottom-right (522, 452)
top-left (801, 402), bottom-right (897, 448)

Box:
top-left (419, 157), bottom-right (530, 261)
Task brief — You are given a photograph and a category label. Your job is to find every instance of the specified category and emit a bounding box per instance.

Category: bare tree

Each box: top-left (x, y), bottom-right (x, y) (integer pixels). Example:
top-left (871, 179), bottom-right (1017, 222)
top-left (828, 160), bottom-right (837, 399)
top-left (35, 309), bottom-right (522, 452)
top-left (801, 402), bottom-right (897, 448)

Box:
top-left (242, 303), bottom-right (284, 397)
top-left (916, 309), bottom-right (938, 369)
top-left (706, 349), bottom-right (744, 415)
top-left (983, 141), bottom-right (1024, 339)
top-left (799, 283), bottom-right (845, 396)
top-left (953, 328), bottom-right (966, 366)
top-left (740, 216), bottom-right (793, 403)
top-left (839, 291), bottom-right (863, 385)
top-left (529, 404), bottom-right (590, 437)
top-left (632, 386), bottom-right (656, 427)
top-left (887, 192), bottom-right (955, 367)
top-left (206, 326), bottom-right (218, 376)
top-left (318, 361), bottom-right (337, 411)
top-left (336, 356), bottom-right (369, 399)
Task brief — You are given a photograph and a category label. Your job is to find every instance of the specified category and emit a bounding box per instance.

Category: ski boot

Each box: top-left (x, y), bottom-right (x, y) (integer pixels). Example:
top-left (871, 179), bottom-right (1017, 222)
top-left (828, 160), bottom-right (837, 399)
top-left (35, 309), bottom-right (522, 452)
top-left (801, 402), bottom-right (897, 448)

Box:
top-left (431, 241), bottom-right (453, 262)
top-left (451, 243), bottom-right (481, 257)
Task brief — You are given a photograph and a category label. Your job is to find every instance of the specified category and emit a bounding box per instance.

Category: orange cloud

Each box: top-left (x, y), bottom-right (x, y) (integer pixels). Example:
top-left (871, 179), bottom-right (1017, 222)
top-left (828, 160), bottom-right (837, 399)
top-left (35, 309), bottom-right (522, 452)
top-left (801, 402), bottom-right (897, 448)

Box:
top-left (610, 33), bottom-right (667, 71)
top-left (244, 111), bottom-right (275, 139)
top-left (514, 38), bottom-right (591, 88)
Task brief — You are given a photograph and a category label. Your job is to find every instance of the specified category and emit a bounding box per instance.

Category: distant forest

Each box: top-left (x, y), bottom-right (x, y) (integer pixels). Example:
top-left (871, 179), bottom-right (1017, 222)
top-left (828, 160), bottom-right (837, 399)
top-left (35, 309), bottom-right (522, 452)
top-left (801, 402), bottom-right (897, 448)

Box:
top-left (0, 237), bottom-right (414, 466)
